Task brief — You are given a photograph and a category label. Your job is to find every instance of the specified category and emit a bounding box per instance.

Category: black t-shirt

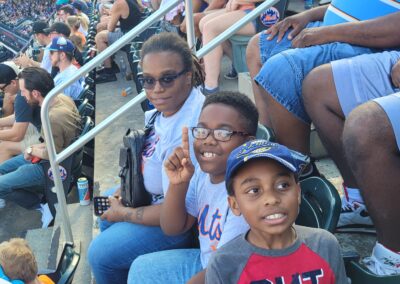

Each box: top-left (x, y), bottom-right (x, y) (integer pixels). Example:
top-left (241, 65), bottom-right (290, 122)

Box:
top-left (14, 93), bottom-right (41, 131)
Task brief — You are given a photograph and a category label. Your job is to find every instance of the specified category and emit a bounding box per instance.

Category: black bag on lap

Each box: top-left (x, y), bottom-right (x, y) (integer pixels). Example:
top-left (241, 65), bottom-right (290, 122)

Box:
top-left (119, 111), bottom-right (159, 208)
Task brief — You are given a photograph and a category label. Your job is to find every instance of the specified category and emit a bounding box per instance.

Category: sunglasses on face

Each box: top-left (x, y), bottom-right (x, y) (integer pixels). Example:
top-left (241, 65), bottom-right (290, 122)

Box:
top-left (138, 69), bottom-right (187, 90)
top-left (191, 127), bottom-right (250, 142)
top-left (0, 82), bottom-right (11, 92)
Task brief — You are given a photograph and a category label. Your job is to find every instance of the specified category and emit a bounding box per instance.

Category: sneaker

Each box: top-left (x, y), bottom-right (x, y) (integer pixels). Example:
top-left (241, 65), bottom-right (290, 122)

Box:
top-left (0, 198), bottom-right (5, 209)
top-left (224, 66), bottom-right (238, 80)
top-left (336, 199), bottom-right (375, 233)
top-left (96, 72), bottom-right (118, 84)
top-left (37, 203), bottom-right (54, 228)
top-left (362, 243), bottom-right (400, 276)
top-left (201, 86), bottom-right (219, 96)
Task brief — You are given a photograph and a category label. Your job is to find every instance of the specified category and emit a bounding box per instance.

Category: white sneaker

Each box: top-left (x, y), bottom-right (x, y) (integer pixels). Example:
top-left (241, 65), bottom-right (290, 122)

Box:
top-left (363, 242), bottom-right (400, 276)
top-left (38, 203), bottom-right (54, 228)
top-left (0, 199), bottom-right (5, 209)
top-left (336, 198), bottom-right (374, 233)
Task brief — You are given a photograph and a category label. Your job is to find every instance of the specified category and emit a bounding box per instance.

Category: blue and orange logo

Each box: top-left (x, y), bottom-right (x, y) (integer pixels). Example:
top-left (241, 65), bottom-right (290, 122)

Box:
top-left (260, 7), bottom-right (280, 27)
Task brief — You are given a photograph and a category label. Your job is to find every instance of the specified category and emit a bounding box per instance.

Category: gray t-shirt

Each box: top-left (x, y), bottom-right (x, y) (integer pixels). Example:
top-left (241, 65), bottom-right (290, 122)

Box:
top-left (206, 225), bottom-right (347, 284)
top-left (185, 169), bottom-right (249, 268)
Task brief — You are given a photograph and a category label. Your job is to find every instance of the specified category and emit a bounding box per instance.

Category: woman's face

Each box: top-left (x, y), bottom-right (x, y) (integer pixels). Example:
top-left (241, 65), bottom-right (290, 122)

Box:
top-left (141, 51), bottom-right (192, 117)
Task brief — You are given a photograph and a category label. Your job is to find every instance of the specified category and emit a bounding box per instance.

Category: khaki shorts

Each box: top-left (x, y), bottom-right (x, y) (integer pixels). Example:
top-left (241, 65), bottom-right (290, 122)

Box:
top-left (20, 123), bottom-right (41, 151)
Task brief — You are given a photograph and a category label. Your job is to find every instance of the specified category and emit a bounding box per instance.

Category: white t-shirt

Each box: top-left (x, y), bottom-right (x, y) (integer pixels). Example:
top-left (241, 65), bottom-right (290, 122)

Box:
top-left (142, 87), bottom-right (205, 204)
top-left (54, 64), bottom-right (83, 100)
top-left (185, 168), bottom-right (249, 268)
top-left (40, 43), bottom-right (52, 73)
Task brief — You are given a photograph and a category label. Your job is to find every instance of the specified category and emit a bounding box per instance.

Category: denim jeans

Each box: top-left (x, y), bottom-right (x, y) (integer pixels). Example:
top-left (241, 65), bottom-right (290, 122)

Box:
top-left (88, 187), bottom-right (195, 284)
top-left (0, 154), bottom-right (45, 207)
top-left (128, 249), bottom-right (203, 284)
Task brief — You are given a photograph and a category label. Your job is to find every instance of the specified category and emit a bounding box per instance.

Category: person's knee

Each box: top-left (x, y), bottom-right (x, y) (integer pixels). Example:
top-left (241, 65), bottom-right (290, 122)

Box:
top-left (246, 33), bottom-right (261, 73)
top-left (88, 238), bottom-right (106, 269)
top-left (128, 254), bottom-right (153, 283)
top-left (303, 64), bottom-right (333, 111)
top-left (343, 102), bottom-right (385, 160)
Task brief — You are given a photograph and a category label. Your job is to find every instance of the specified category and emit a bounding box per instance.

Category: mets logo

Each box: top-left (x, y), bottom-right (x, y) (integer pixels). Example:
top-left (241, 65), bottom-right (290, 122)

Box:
top-left (259, 7), bottom-right (280, 27)
top-left (47, 166), bottom-right (68, 182)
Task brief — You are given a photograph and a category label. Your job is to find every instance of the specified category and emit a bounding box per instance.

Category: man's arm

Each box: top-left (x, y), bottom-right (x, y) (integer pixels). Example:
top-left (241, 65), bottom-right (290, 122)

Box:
top-left (292, 11), bottom-right (400, 48)
top-left (188, 269), bottom-right (206, 284)
top-left (0, 122), bottom-right (29, 142)
top-left (107, 0), bottom-right (125, 32)
top-left (0, 114), bottom-right (15, 128)
top-left (204, 0), bottom-right (226, 12)
top-left (2, 93), bottom-right (16, 117)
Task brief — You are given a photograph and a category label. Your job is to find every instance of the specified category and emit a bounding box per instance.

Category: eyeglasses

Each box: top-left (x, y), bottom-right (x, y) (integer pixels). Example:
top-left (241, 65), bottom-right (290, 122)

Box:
top-left (138, 69), bottom-right (187, 90)
top-left (191, 127), bottom-right (250, 142)
top-left (0, 82), bottom-right (10, 92)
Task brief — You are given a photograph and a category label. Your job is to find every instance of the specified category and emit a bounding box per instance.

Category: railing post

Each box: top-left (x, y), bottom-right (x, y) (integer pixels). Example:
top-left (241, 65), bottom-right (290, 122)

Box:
top-left (185, 0), bottom-right (196, 51)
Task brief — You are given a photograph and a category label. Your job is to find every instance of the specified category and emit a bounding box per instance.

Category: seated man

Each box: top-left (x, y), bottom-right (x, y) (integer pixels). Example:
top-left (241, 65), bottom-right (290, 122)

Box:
top-left (302, 51), bottom-right (400, 231)
top-left (49, 37), bottom-right (83, 100)
top-left (342, 94), bottom-right (400, 276)
top-left (14, 21), bottom-right (52, 73)
top-left (303, 51), bottom-right (400, 274)
top-left (245, 0), bottom-right (400, 157)
top-left (0, 62), bottom-right (41, 166)
top-left (0, 67), bottom-right (80, 228)
top-left (95, 0), bottom-right (143, 83)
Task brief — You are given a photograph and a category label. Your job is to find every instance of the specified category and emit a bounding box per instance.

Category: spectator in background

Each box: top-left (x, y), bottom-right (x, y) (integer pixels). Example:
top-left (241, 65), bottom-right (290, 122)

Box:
top-left (14, 21), bottom-right (52, 73)
top-left (58, 4), bottom-right (88, 35)
top-left (0, 62), bottom-right (41, 168)
top-left (0, 62), bottom-right (21, 118)
top-left (69, 34), bottom-right (84, 52)
top-left (49, 37), bottom-right (83, 100)
top-left (0, 67), bottom-right (80, 228)
top-left (72, 0), bottom-right (90, 26)
top-left (0, 238), bottom-right (55, 284)
top-left (67, 16), bottom-right (87, 45)
top-left (95, 0), bottom-right (143, 83)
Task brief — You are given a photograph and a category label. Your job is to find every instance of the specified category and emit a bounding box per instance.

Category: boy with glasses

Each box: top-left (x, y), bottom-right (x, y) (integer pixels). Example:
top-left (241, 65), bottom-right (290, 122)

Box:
top-left (129, 91), bottom-right (258, 283)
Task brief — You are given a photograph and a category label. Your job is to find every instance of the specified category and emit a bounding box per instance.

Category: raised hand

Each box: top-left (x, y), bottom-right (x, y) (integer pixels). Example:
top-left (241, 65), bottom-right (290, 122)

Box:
top-left (101, 196), bottom-right (127, 222)
top-left (164, 127), bottom-right (195, 185)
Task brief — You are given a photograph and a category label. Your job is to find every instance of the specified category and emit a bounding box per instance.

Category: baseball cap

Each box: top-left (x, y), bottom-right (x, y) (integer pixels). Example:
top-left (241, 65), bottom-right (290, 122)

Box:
top-left (43, 22), bottom-right (71, 37)
top-left (47, 37), bottom-right (75, 53)
top-left (225, 140), bottom-right (310, 182)
top-left (32, 21), bottom-right (49, 35)
top-left (0, 61), bottom-right (22, 84)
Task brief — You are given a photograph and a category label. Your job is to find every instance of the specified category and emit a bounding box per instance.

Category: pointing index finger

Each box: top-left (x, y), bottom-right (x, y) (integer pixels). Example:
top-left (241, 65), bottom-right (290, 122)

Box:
top-left (181, 126), bottom-right (190, 155)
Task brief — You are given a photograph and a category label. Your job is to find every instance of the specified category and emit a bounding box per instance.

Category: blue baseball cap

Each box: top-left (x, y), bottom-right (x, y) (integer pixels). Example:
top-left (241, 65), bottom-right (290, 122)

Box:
top-left (225, 140), bottom-right (310, 182)
top-left (47, 37), bottom-right (75, 53)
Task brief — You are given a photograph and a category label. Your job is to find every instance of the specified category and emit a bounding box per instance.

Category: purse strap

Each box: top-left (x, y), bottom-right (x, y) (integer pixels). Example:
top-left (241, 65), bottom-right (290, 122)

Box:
top-left (145, 111), bottom-right (160, 129)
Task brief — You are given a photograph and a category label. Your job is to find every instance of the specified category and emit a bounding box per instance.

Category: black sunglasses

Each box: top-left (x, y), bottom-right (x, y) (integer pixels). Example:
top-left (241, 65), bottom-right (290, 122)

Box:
top-left (0, 82), bottom-right (11, 93)
top-left (139, 69), bottom-right (187, 90)
top-left (191, 127), bottom-right (250, 142)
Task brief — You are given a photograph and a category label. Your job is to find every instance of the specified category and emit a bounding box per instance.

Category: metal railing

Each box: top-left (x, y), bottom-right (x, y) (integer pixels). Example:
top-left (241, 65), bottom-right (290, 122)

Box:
top-left (41, 0), bottom-right (278, 244)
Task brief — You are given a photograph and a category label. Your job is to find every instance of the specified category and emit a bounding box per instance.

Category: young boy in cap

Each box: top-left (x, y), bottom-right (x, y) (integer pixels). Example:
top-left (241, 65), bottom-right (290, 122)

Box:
top-left (206, 140), bottom-right (347, 283)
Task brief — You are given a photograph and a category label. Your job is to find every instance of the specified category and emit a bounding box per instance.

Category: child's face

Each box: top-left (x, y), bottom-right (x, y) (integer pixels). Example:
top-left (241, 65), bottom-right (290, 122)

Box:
top-left (194, 103), bottom-right (250, 184)
top-left (228, 159), bottom-right (301, 243)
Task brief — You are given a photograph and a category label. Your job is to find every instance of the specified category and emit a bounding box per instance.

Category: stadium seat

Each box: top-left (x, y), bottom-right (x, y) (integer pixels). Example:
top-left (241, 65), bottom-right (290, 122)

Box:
top-left (296, 176), bottom-right (341, 233)
top-left (345, 258), bottom-right (400, 284)
top-left (44, 242), bottom-right (81, 284)
top-left (78, 98), bottom-right (95, 117)
top-left (255, 123), bottom-right (275, 141)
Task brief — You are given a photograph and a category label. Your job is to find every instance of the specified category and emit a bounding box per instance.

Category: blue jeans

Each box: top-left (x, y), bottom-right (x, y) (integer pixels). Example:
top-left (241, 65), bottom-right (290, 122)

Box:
top-left (128, 249), bottom-right (203, 284)
top-left (254, 21), bottom-right (374, 123)
top-left (0, 154), bottom-right (45, 205)
top-left (88, 187), bottom-right (195, 284)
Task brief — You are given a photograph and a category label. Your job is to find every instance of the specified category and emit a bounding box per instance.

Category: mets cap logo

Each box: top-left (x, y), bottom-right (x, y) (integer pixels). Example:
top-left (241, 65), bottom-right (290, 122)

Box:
top-left (47, 165), bottom-right (68, 181)
top-left (260, 7), bottom-right (280, 27)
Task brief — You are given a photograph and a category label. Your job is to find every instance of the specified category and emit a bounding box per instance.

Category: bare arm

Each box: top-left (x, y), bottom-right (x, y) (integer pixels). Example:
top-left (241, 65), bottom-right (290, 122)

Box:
top-left (0, 122), bottom-right (29, 142)
top-left (107, 0), bottom-right (124, 32)
top-left (2, 93), bottom-right (16, 117)
top-left (102, 197), bottom-right (163, 226)
top-left (161, 127), bottom-right (197, 235)
top-left (292, 11), bottom-right (400, 48)
top-left (204, 0), bottom-right (226, 12)
top-left (187, 269), bottom-right (206, 284)
top-left (161, 181), bottom-right (196, 235)
top-left (0, 114), bottom-right (15, 128)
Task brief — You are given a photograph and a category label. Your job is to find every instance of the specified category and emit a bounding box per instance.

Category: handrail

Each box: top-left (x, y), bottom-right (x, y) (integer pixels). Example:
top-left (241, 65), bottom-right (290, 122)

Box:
top-left (41, 0), bottom-right (181, 244)
top-left (41, 0), bottom-right (278, 244)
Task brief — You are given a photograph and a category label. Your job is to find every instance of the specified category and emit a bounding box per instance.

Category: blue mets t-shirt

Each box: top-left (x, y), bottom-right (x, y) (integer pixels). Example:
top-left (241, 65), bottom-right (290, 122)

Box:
top-left (323, 0), bottom-right (400, 26)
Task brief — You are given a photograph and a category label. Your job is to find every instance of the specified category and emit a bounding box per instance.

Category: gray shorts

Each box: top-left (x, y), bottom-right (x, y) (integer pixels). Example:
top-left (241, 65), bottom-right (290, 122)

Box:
top-left (108, 29), bottom-right (123, 45)
top-left (332, 50), bottom-right (400, 117)
top-left (373, 93), bottom-right (400, 151)
top-left (20, 123), bottom-right (41, 151)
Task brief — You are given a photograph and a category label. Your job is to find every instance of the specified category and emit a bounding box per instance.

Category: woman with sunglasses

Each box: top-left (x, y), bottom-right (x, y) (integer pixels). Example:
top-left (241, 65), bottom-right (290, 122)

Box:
top-left (88, 32), bottom-right (205, 284)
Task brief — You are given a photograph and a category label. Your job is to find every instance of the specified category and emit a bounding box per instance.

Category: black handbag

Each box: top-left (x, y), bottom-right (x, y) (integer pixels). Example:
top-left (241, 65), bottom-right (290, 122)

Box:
top-left (119, 111), bottom-right (159, 208)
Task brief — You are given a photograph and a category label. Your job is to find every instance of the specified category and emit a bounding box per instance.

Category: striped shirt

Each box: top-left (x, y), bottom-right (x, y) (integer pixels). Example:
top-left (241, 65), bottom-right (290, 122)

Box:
top-left (323, 0), bottom-right (400, 26)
